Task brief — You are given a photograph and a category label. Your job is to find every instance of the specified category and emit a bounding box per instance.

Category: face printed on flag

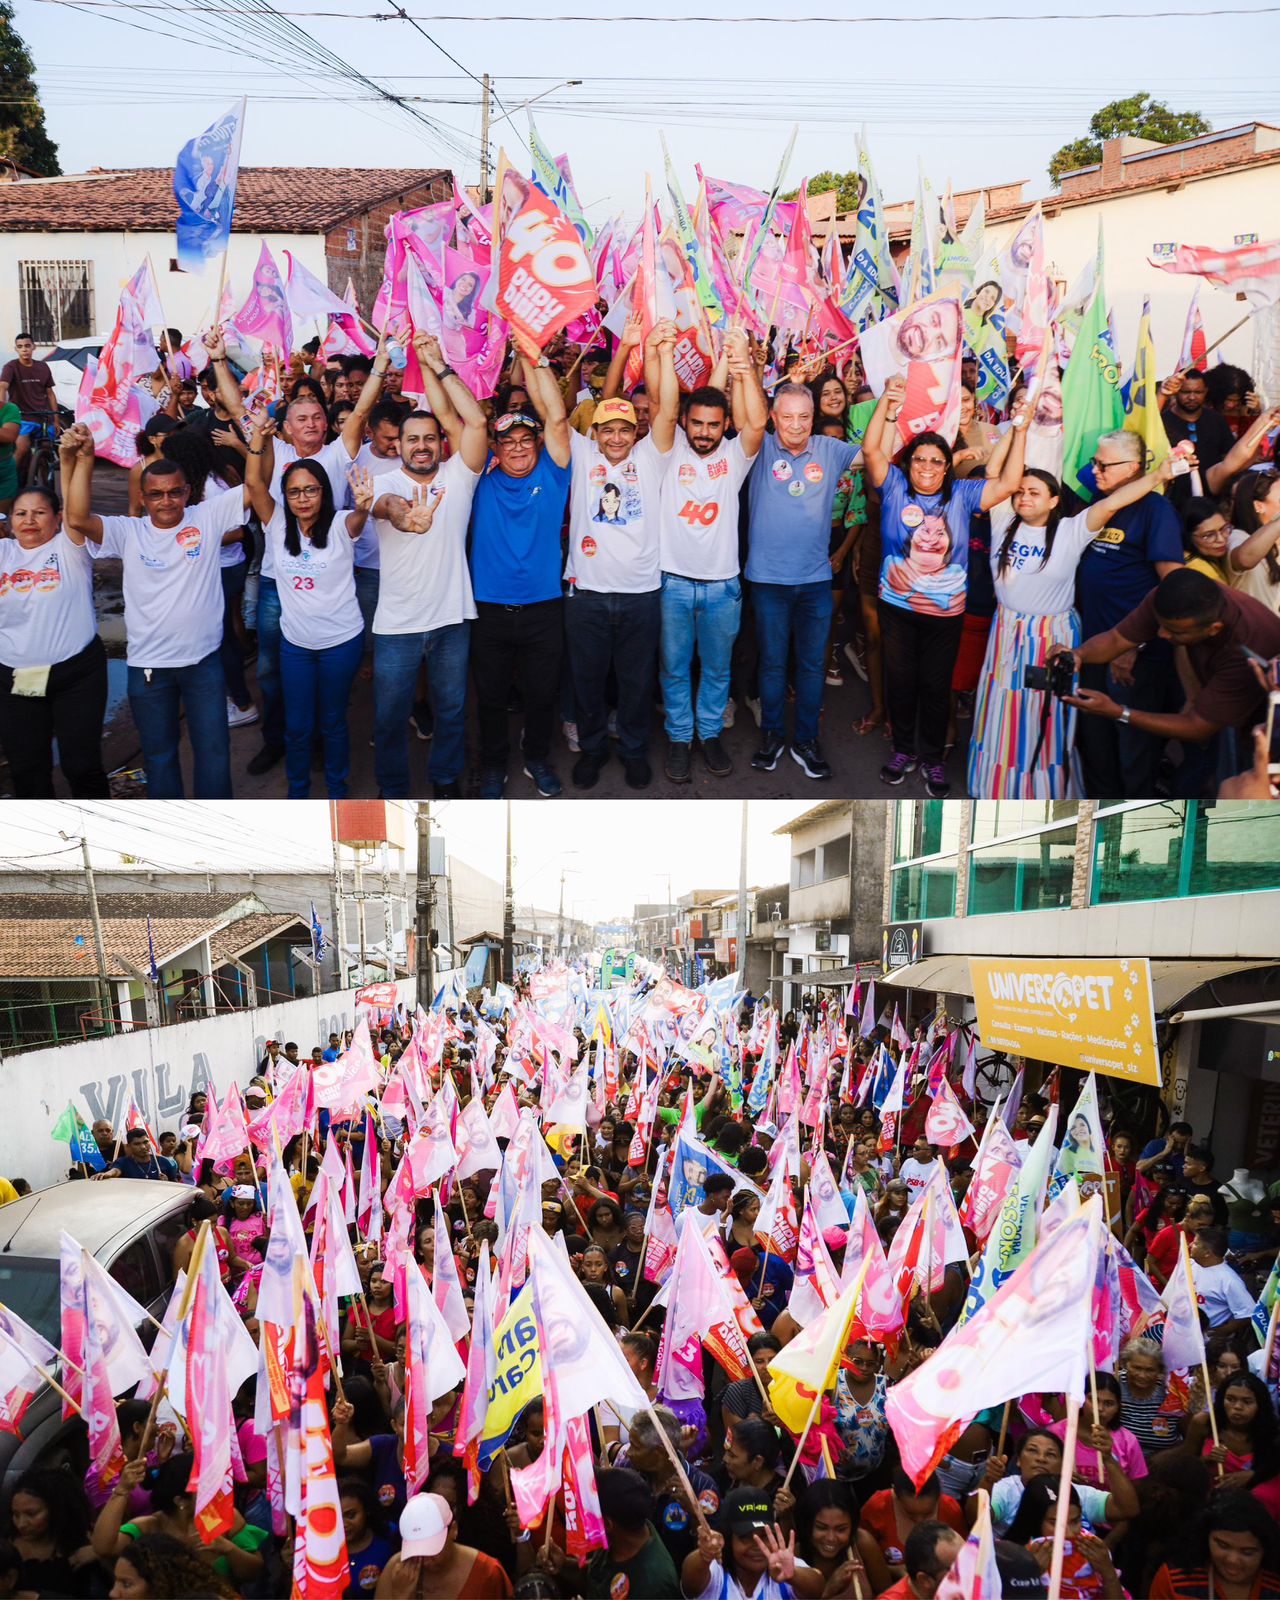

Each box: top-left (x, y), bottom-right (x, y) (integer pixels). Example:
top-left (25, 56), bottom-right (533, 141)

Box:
top-left (173, 103), bottom-right (243, 273)
top-left (493, 165), bottom-right (597, 357)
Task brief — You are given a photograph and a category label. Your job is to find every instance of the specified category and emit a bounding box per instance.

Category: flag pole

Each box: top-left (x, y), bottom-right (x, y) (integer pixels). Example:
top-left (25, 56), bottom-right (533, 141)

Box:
top-left (1180, 1233), bottom-right (1223, 1479)
top-left (1176, 308), bottom-right (1255, 376)
top-left (780, 1256), bottom-right (871, 1493)
top-left (1046, 1391), bottom-right (1079, 1600)
top-left (640, 1397), bottom-right (712, 1535)
top-left (138, 1220), bottom-right (211, 1460)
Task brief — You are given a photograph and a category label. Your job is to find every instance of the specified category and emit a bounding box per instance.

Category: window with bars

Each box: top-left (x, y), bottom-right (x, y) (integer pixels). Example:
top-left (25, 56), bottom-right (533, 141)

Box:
top-left (18, 260), bottom-right (95, 343)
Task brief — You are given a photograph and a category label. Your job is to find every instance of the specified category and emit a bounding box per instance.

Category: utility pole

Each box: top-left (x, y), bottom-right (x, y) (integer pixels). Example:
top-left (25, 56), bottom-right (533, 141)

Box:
top-left (381, 843), bottom-right (396, 981)
top-left (354, 849), bottom-right (368, 980)
top-left (479, 73), bottom-right (492, 203)
top-left (63, 832), bottom-right (115, 1036)
top-left (415, 803), bottom-right (435, 1007)
top-left (502, 800), bottom-right (514, 982)
top-left (328, 803), bottom-right (344, 991)
top-left (557, 868), bottom-right (566, 959)
top-left (736, 798), bottom-right (749, 990)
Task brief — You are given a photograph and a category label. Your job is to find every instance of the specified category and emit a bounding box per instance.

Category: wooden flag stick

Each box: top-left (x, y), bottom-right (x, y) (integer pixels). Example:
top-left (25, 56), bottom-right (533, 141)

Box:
top-left (1046, 1394), bottom-right (1079, 1600)
top-left (642, 1398), bottom-right (712, 1534)
top-left (138, 1220), bottom-right (210, 1460)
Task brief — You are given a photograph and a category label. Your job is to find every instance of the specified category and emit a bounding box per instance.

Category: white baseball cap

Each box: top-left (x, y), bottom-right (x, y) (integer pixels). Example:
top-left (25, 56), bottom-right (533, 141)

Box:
top-left (399, 1492), bottom-right (452, 1558)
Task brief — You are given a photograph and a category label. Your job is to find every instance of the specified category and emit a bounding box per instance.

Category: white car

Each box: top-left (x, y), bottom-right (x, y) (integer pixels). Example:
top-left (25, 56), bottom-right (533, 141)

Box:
top-left (35, 336), bottom-right (103, 415)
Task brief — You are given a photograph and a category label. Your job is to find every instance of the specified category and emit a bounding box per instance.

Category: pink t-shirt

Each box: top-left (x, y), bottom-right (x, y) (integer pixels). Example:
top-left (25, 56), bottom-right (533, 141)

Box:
top-left (1049, 1417), bottom-right (1148, 1483)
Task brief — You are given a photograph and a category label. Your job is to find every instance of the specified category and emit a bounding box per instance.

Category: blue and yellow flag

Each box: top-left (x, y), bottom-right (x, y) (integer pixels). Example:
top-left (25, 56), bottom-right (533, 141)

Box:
top-left (1124, 296), bottom-right (1170, 479)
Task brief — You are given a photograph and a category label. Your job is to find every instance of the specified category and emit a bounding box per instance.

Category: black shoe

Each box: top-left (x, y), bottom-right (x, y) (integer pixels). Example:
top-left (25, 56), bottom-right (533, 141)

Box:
top-left (247, 743), bottom-right (284, 776)
top-left (478, 769), bottom-right (507, 799)
top-left (572, 750), bottom-right (607, 790)
top-left (624, 757), bottom-right (652, 790)
top-left (791, 740), bottom-right (832, 780)
top-left (665, 741), bottom-right (692, 784)
top-left (700, 736), bottom-right (733, 777)
top-left (433, 780), bottom-right (462, 798)
top-left (409, 707), bottom-right (434, 742)
top-left (751, 731), bottom-right (785, 772)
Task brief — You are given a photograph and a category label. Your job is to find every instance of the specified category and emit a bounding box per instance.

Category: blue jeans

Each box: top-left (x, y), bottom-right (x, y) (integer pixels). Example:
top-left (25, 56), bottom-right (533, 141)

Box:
top-left (127, 648), bottom-right (232, 798)
top-left (660, 574), bottom-right (742, 743)
top-left (374, 623), bottom-right (469, 795)
top-left (279, 630), bottom-right (363, 798)
top-left (565, 587), bottom-right (660, 760)
top-left (354, 565), bottom-right (380, 652)
top-left (255, 576), bottom-right (285, 750)
top-left (219, 560), bottom-right (250, 707)
top-left (753, 580), bottom-right (832, 745)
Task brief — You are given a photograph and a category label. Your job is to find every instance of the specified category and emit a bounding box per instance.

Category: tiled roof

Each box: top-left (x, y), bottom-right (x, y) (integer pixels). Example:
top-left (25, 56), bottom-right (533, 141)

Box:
top-left (0, 893), bottom-right (303, 977)
top-left (0, 166), bottom-right (449, 234)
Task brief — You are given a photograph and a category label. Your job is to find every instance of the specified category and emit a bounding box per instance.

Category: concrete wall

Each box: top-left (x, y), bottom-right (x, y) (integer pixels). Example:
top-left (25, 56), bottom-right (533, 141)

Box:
top-left (0, 977), bottom-right (414, 1192)
top-left (0, 231), bottom-right (327, 346)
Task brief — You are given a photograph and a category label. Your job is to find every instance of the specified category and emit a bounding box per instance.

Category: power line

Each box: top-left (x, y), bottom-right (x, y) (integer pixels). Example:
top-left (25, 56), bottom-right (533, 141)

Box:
top-left (37, 0), bottom-right (1280, 16)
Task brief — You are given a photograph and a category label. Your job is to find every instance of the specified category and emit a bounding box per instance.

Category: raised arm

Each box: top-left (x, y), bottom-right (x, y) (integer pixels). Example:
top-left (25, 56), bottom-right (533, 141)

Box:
top-left (525, 360), bottom-right (571, 468)
top-left (204, 324), bottom-right (247, 422)
top-left (1083, 452), bottom-right (1191, 532)
top-left (1209, 406), bottom-right (1280, 495)
top-left (647, 320), bottom-right (679, 455)
top-left (345, 465), bottom-right (375, 540)
top-left (862, 376), bottom-right (904, 488)
top-left (59, 424), bottom-right (104, 543)
top-left (977, 404), bottom-right (1027, 511)
top-left (370, 482), bottom-right (448, 535)
top-left (726, 327), bottom-right (767, 457)
top-left (603, 314), bottom-right (642, 400)
top-left (340, 328), bottom-right (390, 461)
top-left (415, 334), bottom-right (488, 473)
top-left (243, 414), bottom-right (277, 526)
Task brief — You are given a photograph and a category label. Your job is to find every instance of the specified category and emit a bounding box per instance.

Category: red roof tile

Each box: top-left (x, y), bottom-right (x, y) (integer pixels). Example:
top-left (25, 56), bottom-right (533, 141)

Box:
top-left (0, 166), bottom-right (450, 234)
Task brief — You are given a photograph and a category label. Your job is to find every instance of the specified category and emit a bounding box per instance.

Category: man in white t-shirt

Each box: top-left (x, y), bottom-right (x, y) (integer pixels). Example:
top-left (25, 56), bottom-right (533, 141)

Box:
top-left (657, 326), bottom-right (766, 785)
top-left (370, 333), bottom-right (487, 799)
top-left (897, 1137), bottom-right (935, 1204)
top-left (206, 323), bottom-right (390, 778)
top-left (1190, 1225), bottom-right (1255, 1333)
top-left (62, 424), bottom-right (252, 799)
top-left (565, 319), bottom-right (678, 791)
top-left (348, 398), bottom-right (406, 655)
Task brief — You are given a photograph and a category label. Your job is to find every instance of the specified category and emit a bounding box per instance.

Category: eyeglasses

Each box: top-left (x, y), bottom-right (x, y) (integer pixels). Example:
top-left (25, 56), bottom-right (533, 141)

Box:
top-left (285, 484), bottom-right (322, 499)
top-left (1090, 457), bottom-right (1125, 473)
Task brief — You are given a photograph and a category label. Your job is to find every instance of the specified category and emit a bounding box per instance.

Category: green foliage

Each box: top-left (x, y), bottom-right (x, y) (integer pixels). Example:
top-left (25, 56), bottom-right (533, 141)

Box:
top-left (0, 2), bottom-right (60, 176)
top-left (783, 170), bottom-right (863, 212)
top-left (1048, 93), bottom-right (1210, 188)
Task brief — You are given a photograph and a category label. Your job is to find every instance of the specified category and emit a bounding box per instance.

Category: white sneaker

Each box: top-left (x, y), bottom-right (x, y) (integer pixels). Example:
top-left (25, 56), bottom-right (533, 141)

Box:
top-left (563, 720), bottom-right (580, 753)
top-left (745, 696), bottom-right (763, 728)
top-left (722, 698), bottom-right (736, 730)
top-left (227, 699), bottom-right (259, 727)
top-left (607, 710), bottom-right (619, 740)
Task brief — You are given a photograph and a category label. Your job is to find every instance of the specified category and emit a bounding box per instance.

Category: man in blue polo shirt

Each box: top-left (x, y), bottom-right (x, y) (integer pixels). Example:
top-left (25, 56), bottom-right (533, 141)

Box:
top-left (89, 1127), bottom-right (173, 1181)
top-left (467, 360), bottom-right (572, 800)
top-left (745, 382), bottom-right (858, 779)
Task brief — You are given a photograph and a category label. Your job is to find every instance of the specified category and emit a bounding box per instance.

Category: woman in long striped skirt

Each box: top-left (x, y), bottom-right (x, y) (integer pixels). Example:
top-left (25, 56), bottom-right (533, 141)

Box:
top-left (967, 459), bottom-right (1181, 799)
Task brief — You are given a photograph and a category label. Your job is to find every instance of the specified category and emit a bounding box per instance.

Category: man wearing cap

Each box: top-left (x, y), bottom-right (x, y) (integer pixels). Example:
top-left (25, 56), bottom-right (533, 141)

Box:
top-left (467, 357), bottom-right (572, 799)
top-left (657, 327), bottom-right (767, 784)
top-left (564, 319), bottom-right (679, 790)
top-left (745, 382), bottom-right (860, 780)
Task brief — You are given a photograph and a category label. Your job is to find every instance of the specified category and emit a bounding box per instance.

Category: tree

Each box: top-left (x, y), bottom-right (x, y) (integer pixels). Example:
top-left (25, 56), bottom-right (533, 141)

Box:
top-left (0, 2), bottom-right (59, 176)
top-left (1048, 93), bottom-right (1209, 189)
top-left (783, 170), bottom-right (863, 212)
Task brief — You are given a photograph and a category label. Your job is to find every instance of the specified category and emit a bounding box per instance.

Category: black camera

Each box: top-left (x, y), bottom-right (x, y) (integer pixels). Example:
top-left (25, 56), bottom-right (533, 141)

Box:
top-left (1023, 654), bottom-right (1077, 696)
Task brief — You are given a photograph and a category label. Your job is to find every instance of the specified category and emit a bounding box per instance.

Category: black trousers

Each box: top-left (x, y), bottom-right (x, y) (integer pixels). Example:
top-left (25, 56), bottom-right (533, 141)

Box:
top-left (470, 598), bottom-right (564, 767)
top-left (0, 635), bottom-right (111, 797)
top-left (878, 602), bottom-right (964, 764)
top-left (565, 587), bottom-right (661, 762)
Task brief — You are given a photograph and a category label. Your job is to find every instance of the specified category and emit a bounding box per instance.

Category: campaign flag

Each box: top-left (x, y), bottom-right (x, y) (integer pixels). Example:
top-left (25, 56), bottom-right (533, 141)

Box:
top-left (887, 1201), bottom-right (1101, 1485)
top-left (860, 294), bottom-right (964, 450)
top-left (491, 155), bottom-right (597, 356)
top-left (1060, 281), bottom-right (1125, 498)
top-left (173, 101), bottom-right (243, 272)
top-left (185, 1232), bottom-right (236, 1541)
top-left (290, 1299), bottom-right (349, 1600)
top-left (51, 1102), bottom-right (106, 1171)
top-left (432, 1201), bottom-right (470, 1344)
top-left (841, 1190), bottom-right (905, 1344)
top-left (788, 1193), bottom-right (844, 1326)
top-left (1002, 1067), bottom-right (1025, 1133)
top-left (1014, 204), bottom-right (1053, 374)
top-left (0, 1305), bottom-right (56, 1435)
top-left (1159, 1234), bottom-right (1209, 1372)
top-left (283, 250), bottom-right (353, 322)
top-left (1053, 1072), bottom-right (1106, 1202)
top-left (960, 1114), bottom-right (1022, 1244)
top-left (925, 1077), bottom-right (976, 1149)
top-left (76, 291), bottom-right (146, 467)
top-left (1150, 238), bottom-right (1280, 310)
top-left (1180, 288), bottom-right (1207, 370)
top-left (768, 1257), bottom-right (871, 1435)
top-left (197, 1079), bottom-right (250, 1167)
top-left (458, 1242), bottom-right (496, 1499)
top-left (905, 168), bottom-right (938, 306)
top-left (656, 1217), bottom-right (753, 1402)
top-left (81, 1267), bottom-right (127, 1493)
top-left (754, 1158), bottom-right (799, 1263)
top-left (313, 1017), bottom-right (379, 1114)
top-left (561, 1412), bottom-right (608, 1561)
top-left (233, 242), bottom-right (293, 361)
top-left (59, 1234), bottom-right (152, 1410)
top-left (528, 116), bottom-right (592, 247)
top-left (936, 1489), bottom-right (1002, 1600)
top-left (403, 1253), bottom-right (467, 1493)
top-left (740, 124), bottom-right (798, 302)
top-left (1125, 297), bottom-right (1171, 477)
top-left (807, 1147), bottom-right (851, 1238)
top-left (663, 138), bottom-right (724, 327)
top-left (960, 1107), bottom-right (1059, 1325)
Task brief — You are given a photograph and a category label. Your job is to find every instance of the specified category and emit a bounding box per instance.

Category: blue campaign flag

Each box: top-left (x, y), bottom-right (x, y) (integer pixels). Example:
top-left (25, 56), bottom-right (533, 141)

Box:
top-left (173, 101), bottom-right (245, 273)
top-left (146, 915), bottom-right (159, 984)
top-left (309, 901), bottom-right (327, 962)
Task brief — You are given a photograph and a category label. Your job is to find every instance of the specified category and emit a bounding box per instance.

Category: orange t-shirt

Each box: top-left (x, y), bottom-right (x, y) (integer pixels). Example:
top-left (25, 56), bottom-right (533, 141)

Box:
top-left (860, 1488), bottom-right (965, 1567)
top-left (458, 1551), bottom-right (513, 1598)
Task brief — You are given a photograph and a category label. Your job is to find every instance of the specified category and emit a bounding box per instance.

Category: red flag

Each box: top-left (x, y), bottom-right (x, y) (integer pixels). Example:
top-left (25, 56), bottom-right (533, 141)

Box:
top-left (185, 1232), bottom-right (236, 1542)
top-left (493, 161), bottom-right (598, 356)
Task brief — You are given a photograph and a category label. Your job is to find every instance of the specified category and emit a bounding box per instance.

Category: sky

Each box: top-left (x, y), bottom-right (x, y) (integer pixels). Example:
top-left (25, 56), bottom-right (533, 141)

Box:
top-left (0, 798), bottom-right (803, 921)
top-left (17, 0), bottom-right (1280, 224)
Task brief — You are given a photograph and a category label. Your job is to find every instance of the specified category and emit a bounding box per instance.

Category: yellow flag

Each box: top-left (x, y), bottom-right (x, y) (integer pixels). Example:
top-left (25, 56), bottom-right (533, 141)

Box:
top-left (768, 1256), bottom-right (870, 1435)
top-left (479, 1282), bottom-right (542, 1461)
top-left (1124, 296), bottom-right (1170, 483)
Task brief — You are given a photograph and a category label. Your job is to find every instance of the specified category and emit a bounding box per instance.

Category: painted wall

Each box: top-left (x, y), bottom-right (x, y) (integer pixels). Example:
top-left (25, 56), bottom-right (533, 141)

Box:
top-left (0, 231), bottom-right (327, 346)
top-left (1, 976), bottom-right (414, 1192)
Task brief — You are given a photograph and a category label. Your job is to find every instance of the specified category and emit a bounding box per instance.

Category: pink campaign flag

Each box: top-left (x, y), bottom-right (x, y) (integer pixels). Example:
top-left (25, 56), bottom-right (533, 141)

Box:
top-left (81, 1267), bottom-right (127, 1494)
top-left (76, 291), bottom-right (145, 467)
top-left (886, 1201), bottom-right (1101, 1485)
top-left (936, 1489), bottom-right (1002, 1600)
top-left (960, 1114), bottom-right (1023, 1243)
top-left (234, 242), bottom-right (293, 359)
top-left (840, 1190), bottom-right (905, 1343)
top-left (457, 1242), bottom-right (496, 1501)
top-left (561, 1412), bottom-right (609, 1560)
top-left (440, 244), bottom-right (508, 399)
top-left (403, 1251), bottom-right (467, 1494)
top-left (788, 1194), bottom-right (844, 1327)
top-left (488, 1083), bottom-right (521, 1143)
top-left (313, 1018), bottom-right (380, 1115)
top-left (656, 1216), bottom-right (754, 1403)
top-left (185, 1232), bottom-right (237, 1541)
top-left (1151, 238), bottom-right (1280, 309)
top-left (0, 1305), bottom-right (57, 1434)
top-left (926, 1076), bottom-right (976, 1149)
top-left (357, 1110), bottom-right (384, 1244)
top-left (197, 1080), bottom-right (250, 1168)
top-left (432, 1200), bottom-right (471, 1343)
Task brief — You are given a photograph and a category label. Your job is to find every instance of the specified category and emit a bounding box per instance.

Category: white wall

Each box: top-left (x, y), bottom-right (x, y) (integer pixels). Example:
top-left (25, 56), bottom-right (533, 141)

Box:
top-left (0, 231), bottom-right (328, 347)
top-left (1, 977), bottom-right (414, 1192)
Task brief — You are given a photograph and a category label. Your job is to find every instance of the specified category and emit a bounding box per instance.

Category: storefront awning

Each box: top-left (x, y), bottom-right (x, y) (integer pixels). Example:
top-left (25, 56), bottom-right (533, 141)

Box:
top-left (769, 964), bottom-right (873, 988)
top-left (881, 955), bottom-right (1278, 1013)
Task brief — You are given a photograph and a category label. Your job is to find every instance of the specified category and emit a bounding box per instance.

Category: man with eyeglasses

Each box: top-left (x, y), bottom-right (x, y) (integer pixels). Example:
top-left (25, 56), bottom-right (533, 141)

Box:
top-left (467, 358), bottom-right (572, 799)
top-left (1070, 429), bottom-right (1183, 798)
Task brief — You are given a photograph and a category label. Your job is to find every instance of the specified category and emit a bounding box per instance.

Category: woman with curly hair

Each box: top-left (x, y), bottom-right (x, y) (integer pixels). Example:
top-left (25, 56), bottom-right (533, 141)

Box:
top-left (109, 1531), bottom-right (238, 1599)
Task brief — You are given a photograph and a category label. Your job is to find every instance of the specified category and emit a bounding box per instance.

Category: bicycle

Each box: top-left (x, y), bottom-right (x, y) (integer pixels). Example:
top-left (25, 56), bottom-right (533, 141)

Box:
top-left (24, 409), bottom-right (63, 496)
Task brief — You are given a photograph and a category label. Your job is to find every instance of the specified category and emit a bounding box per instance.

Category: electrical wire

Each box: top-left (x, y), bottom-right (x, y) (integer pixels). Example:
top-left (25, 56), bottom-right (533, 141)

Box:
top-left (35, 0), bottom-right (1280, 16)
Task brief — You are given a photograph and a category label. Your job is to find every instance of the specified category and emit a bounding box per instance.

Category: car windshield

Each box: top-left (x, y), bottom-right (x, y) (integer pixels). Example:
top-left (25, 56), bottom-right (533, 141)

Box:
top-left (0, 1257), bottom-right (61, 1346)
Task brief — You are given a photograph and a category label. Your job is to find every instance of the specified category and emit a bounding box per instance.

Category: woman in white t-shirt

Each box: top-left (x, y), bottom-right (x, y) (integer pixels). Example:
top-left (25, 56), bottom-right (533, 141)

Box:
top-left (968, 455), bottom-right (1185, 800)
top-left (245, 416), bottom-right (373, 799)
top-left (0, 469), bottom-right (109, 797)
top-left (1227, 468), bottom-right (1280, 615)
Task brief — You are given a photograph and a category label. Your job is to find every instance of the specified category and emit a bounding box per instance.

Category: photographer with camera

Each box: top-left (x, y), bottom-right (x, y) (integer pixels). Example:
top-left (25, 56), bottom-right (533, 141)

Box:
top-left (968, 449), bottom-right (1188, 798)
top-left (1053, 560), bottom-right (1280, 794)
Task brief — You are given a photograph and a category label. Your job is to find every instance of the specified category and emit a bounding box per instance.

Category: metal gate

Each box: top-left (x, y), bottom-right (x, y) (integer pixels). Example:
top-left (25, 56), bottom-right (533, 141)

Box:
top-left (17, 259), bottom-right (95, 343)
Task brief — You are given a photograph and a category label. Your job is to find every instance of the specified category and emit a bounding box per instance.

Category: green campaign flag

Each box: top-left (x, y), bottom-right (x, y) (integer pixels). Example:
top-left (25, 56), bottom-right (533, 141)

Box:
top-left (1060, 279), bottom-right (1124, 499)
top-left (50, 1102), bottom-right (86, 1143)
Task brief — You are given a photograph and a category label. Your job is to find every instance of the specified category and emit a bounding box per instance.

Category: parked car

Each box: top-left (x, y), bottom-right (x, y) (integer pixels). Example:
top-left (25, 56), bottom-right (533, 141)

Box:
top-left (39, 338), bottom-right (103, 416)
top-left (0, 1180), bottom-right (197, 1487)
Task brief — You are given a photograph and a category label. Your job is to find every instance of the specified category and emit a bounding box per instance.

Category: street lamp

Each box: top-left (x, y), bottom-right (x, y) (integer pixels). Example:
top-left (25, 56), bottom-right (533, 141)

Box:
top-left (480, 79), bottom-right (583, 202)
top-left (498, 80), bottom-right (583, 132)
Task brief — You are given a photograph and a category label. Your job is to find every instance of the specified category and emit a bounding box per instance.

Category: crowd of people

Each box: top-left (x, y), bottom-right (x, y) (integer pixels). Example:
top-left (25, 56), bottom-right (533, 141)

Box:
top-left (6, 964), bottom-right (1280, 1600)
top-left (2, 311), bottom-right (1277, 803)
